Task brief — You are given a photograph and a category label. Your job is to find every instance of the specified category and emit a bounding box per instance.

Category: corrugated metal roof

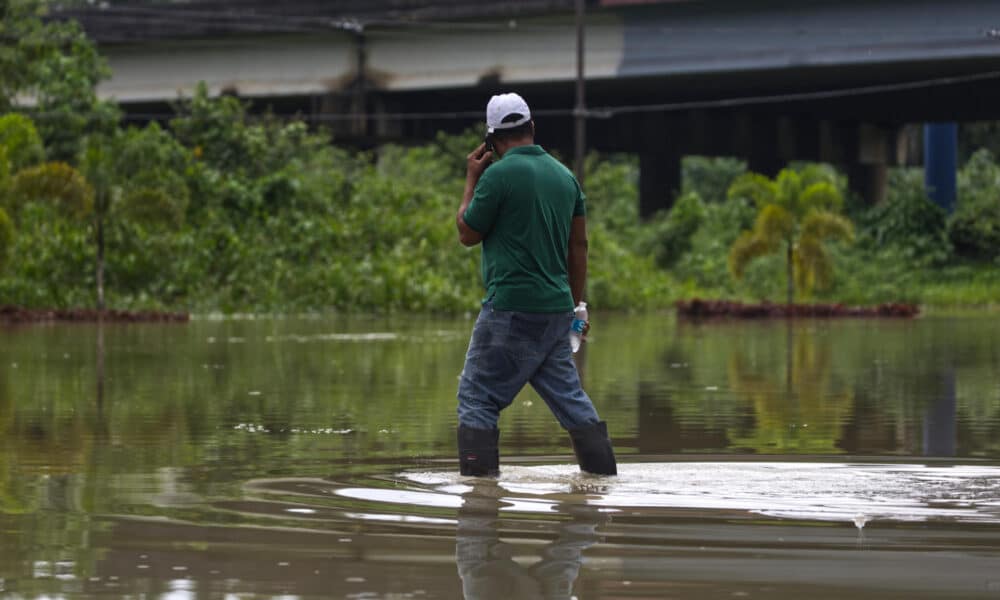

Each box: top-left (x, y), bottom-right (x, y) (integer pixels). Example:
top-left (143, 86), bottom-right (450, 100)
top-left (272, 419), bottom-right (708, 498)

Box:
top-left (48, 0), bottom-right (592, 42)
top-left (599, 0), bottom-right (691, 5)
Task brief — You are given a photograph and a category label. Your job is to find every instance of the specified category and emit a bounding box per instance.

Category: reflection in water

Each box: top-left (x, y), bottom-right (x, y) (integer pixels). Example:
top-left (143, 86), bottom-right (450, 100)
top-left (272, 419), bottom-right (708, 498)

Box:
top-left (924, 368), bottom-right (957, 457)
top-left (455, 481), bottom-right (604, 600)
top-left (2, 314), bottom-right (1000, 598)
top-left (92, 319), bottom-right (110, 442)
top-left (636, 319), bottom-right (979, 457)
top-left (96, 316), bottom-right (105, 410)
top-left (725, 324), bottom-right (854, 453)
top-left (637, 383), bottom-right (731, 453)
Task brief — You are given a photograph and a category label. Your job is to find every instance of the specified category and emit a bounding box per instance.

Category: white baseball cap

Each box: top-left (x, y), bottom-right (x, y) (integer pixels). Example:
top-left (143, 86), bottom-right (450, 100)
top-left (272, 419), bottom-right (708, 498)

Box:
top-left (486, 93), bottom-right (531, 134)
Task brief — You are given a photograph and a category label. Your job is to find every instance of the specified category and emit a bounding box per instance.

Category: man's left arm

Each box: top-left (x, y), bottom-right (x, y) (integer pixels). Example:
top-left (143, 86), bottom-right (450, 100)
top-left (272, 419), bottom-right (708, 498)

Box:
top-left (568, 215), bottom-right (588, 306)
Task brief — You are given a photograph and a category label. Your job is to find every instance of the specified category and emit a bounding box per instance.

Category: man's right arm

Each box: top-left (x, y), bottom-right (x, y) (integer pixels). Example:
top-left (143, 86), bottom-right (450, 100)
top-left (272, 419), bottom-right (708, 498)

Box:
top-left (568, 215), bottom-right (588, 306)
top-left (457, 143), bottom-right (493, 247)
top-left (457, 178), bottom-right (483, 247)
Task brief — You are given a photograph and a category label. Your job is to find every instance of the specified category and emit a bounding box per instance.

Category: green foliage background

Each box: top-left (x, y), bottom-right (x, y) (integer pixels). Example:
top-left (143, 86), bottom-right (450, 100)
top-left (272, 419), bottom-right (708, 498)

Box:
top-left (1, 1), bottom-right (1000, 312)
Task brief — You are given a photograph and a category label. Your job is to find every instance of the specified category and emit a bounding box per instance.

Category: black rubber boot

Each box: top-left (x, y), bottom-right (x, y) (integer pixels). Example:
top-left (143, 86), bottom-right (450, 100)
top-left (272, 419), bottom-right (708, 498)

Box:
top-left (569, 421), bottom-right (617, 476)
top-left (457, 425), bottom-right (500, 477)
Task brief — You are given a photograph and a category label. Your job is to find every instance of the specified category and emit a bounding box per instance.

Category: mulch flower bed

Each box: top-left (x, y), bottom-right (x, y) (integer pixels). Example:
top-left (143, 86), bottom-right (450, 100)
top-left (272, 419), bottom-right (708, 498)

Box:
top-left (0, 305), bottom-right (189, 324)
top-left (675, 298), bottom-right (919, 319)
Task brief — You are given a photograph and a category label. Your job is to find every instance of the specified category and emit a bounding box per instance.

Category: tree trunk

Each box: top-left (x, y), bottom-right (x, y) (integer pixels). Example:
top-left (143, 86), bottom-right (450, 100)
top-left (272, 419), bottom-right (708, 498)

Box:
top-left (96, 213), bottom-right (105, 311)
top-left (785, 241), bottom-right (794, 305)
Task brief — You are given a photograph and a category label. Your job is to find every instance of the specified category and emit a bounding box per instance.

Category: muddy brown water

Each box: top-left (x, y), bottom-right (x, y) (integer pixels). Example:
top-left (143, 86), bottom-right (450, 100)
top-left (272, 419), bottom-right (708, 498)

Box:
top-left (2, 311), bottom-right (999, 599)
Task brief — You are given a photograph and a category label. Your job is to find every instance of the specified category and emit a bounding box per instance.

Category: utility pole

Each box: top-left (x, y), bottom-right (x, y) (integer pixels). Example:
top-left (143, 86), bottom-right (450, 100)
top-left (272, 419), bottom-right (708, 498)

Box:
top-left (574, 0), bottom-right (586, 184)
top-left (573, 0), bottom-right (589, 373)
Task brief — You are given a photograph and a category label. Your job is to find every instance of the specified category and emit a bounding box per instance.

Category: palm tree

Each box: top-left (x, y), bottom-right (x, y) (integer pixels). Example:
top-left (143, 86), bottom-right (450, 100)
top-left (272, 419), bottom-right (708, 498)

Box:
top-left (0, 207), bottom-right (12, 272)
top-left (728, 166), bottom-right (854, 304)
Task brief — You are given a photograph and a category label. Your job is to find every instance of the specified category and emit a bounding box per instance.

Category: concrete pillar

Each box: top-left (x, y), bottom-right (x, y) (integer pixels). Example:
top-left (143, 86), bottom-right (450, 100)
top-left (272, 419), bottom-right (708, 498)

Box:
top-left (846, 123), bottom-right (892, 204)
top-left (688, 110), bottom-right (711, 155)
top-left (372, 96), bottom-right (401, 139)
top-left (794, 117), bottom-right (822, 162)
top-left (748, 153), bottom-right (782, 178)
top-left (746, 116), bottom-right (781, 177)
top-left (895, 124), bottom-right (923, 166)
top-left (819, 120), bottom-right (849, 164)
top-left (847, 163), bottom-right (888, 205)
top-left (639, 151), bottom-right (680, 219)
top-left (776, 116), bottom-right (796, 163)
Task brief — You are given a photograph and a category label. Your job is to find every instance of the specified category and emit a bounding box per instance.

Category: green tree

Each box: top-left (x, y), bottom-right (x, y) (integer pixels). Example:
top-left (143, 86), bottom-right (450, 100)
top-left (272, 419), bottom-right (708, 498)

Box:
top-left (0, 114), bottom-right (46, 251)
top-left (0, 113), bottom-right (45, 171)
top-left (728, 166), bottom-right (854, 304)
top-left (1, 121), bottom-right (187, 310)
top-left (681, 155), bottom-right (747, 204)
top-left (0, 0), bottom-right (119, 160)
top-left (0, 162), bottom-right (92, 302)
top-left (6, 161), bottom-right (93, 217)
top-left (0, 147), bottom-right (12, 271)
top-left (0, 205), bottom-right (12, 272)
top-left (80, 124), bottom-right (191, 309)
top-left (950, 149), bottom-right (1000, 261)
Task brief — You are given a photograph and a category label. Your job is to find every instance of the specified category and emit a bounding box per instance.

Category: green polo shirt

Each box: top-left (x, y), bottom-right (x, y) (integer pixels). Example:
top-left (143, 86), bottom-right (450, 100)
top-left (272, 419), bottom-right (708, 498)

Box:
top-left (462, 145), bottom-right (585, 313)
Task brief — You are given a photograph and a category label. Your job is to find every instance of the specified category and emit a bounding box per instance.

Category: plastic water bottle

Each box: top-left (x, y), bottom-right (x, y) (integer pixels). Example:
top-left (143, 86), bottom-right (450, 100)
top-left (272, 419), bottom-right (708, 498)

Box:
top-left (569, 301), bottom-right (588, 353)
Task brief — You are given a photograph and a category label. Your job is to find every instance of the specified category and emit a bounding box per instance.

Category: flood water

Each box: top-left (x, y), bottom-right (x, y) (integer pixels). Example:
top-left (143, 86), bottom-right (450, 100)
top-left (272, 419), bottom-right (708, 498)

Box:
top-left (2, 311), bottom-right (1000, 599)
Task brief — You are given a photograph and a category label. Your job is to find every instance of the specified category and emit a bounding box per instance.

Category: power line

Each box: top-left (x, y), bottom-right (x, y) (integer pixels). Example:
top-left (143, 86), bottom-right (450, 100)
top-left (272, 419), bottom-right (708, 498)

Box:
top-left (16, 67), bottom-right (1000, 124)
top-left (588, 69), bottom-right (1000, 117)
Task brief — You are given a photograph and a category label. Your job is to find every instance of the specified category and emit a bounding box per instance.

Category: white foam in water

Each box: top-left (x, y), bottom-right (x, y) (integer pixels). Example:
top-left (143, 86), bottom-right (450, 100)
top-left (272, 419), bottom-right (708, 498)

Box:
top-left (335, 486), bottom-right (561, 514)
top-left (404, 462), bottom-right (1000, 524)
top-left (273, 332), bottom-right (399, 342)
top-left (264, 330), bottom-right (464, 344)
top-left (336, 487), bottom-right (464, 509)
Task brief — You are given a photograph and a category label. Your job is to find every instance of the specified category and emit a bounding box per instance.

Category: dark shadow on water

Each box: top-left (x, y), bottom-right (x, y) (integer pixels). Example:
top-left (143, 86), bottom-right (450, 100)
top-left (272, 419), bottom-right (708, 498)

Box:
top-left (456, 480), bottom-right (607, 600)
top-left (923, 367), bottom-right (957, 457)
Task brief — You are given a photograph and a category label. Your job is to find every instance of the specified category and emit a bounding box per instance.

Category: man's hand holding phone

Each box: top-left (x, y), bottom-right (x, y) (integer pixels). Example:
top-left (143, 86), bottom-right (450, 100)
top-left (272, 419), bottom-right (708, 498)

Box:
top-left (466, 141), bottom-right (493, 182)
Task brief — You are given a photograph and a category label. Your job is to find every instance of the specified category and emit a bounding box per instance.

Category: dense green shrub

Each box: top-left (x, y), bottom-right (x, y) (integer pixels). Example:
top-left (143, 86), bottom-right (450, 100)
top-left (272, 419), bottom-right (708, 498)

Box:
top-left (858, 168), bottom-right (951, 267)
top-left (949, 207), bottom-right (1000, 262)
top-left (581, 154), bottom-right (640, 238)
top-left (5, 0), bottom-right (1000, 312)
top-left (579, 155), bottom-right (677, 309)
top-left (0, 114), bottom-right (45, 171)
top-left (6, 161), bottom-right (93, 218)
top-left (682, 155), bottom-right (747, 203)
top-left (949, 149), bottom-right (1000, 261)
top-left (669, 193), bottom-right (755, 295)
top-left (642, 191), bottom-right (706, 268)
top-left (0, 207), bottom-right (12, 270)
top-left (6, 77), bottom-right (1000, 312)
top-left (0, 201), bottom-right (94, 307)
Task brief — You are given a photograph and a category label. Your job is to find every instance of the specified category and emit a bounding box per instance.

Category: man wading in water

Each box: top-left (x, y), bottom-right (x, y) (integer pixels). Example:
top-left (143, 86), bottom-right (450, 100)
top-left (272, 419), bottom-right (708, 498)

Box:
top-left (453, 92), bottom-right (617, 477)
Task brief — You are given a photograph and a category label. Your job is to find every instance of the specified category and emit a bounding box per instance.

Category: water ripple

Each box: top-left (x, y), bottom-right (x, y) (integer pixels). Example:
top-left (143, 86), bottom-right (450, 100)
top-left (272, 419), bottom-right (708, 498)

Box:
top-left (240, 461), bottom-right (1000, 529)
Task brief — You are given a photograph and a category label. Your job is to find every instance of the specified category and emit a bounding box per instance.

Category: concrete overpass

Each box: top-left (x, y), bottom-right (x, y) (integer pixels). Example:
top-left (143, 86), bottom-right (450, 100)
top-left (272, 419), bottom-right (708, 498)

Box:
top-left (52, 0), bottom-right (1000, 212)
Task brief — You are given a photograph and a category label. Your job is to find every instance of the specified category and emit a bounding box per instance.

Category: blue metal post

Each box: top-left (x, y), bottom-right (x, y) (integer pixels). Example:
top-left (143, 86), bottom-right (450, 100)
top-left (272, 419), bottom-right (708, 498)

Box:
top-left (923, 123), bottom-right (957, 213)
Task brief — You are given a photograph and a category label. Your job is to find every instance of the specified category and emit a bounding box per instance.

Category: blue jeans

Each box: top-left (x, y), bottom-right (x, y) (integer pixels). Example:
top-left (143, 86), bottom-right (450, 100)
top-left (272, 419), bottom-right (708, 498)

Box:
top-left (456, 301), bottom-right (601, 430)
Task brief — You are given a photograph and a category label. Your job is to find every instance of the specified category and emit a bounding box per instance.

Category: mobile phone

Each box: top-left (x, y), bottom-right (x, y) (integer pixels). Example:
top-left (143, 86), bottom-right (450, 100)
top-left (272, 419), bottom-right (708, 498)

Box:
top-left (484, 133), bottom-right (495, 153)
